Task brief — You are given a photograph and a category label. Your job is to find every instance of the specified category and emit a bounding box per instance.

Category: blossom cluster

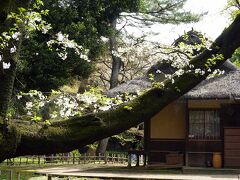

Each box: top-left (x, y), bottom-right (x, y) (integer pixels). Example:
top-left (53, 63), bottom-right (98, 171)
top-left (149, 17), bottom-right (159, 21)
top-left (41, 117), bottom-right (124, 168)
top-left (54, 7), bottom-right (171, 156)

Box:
top-left (16, 88), bottom-right (137, 124)
top-left (0, 0), bottom-right (51, 70)
top-left (0, 0), bottom-right (89, 70)
top-left (47, 32), bottom-right (90, 61)
top-left (151, 38), bottom-right (225, 88)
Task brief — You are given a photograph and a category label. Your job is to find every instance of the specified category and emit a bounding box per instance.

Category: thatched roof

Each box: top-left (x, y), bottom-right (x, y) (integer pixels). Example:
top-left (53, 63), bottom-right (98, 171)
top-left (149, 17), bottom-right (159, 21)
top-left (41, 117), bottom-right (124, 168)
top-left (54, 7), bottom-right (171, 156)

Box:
top-left (184, 70), bottom-right (240, 99)
top-left (107, 60), bottom-right (240, 100)
top-left (106, 77), bottom-right (151, 97)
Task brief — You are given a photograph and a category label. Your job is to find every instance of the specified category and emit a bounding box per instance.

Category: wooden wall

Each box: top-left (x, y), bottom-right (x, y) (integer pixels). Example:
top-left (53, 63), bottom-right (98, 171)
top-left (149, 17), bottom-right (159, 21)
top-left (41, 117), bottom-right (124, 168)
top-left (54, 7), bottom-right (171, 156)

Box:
top-left (224, 128), bottom-right (240, 167)
top-left (150, 101), bottom-right (186, 139)
top-left (147, 100), bottom-right (186, 164)
top-left (147, 139), bottom-right (185, 164)
top-left (188, 99), bottom-right (235, 109)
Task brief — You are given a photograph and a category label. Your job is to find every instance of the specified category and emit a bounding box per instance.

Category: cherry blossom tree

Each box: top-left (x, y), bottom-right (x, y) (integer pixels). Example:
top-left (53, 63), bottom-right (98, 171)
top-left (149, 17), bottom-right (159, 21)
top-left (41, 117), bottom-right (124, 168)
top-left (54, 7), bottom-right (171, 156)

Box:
top-left (0, 0), bottom-right (240, 162)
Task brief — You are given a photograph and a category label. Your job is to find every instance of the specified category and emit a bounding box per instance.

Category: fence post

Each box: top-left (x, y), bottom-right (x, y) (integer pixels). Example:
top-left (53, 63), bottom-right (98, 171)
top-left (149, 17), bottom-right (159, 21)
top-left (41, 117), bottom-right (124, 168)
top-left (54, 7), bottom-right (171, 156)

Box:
top-left (84, 153), bottom-right (86, 164)
top-left (117, 154), bottom-right (120, 163)
top-left (127, 153), bottom-right (132, 167)
top-left (38, 156), bottom-right (41, 165)
top-left (112, 154), bottom-right (114, 164)
top-left (51, 154), bottom-right (54, 164)
top-left (104, 153), bottom-right (107, 164)
top-left (16, 172), bottom-right (21, 180)
top-left (9, 170), bottom-right (13, 180)
top-left (73, 154), bottom-right (75, 164)
top-left (47, 174), bottom-right (52, 180)
top-left (98, 153), bottom-right (101, 164)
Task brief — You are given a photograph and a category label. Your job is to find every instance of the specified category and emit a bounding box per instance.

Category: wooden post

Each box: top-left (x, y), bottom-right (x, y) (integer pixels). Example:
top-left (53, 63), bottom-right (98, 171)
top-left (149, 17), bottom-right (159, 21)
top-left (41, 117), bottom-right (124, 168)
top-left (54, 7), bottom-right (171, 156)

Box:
top-left (117, 154), bottom-right (120, 163)
top-left (120, 154), bottom-right (122, 164)
top-left (38, 156), bottom-right (41, 165)
top-left (84, 153), bottom-right (86, 164)
top-left (136, 154), bottom-right (139, 167)
top-left (16, 172), bottom-right (21, 180)
top-left (51, 154), bottom-right (54, 164)
top-left (19, 157), bottom-right (22, 166)
top-left (127, 153), bottom-right (132, 167)
top-left (47, 175), bottom-right (52, 180)
top-left (9, 170), bottom-right (13, 180)
top-left (98, 153), bottom-right (101, 164)
top-left (144, 154), bottom-right (147, 166)
top-left (185, 152), bottom-right (189, 166)
top-left (73, 154), bottom-right (75, 164)
top-left (104, 153), bottom-right (107, 164)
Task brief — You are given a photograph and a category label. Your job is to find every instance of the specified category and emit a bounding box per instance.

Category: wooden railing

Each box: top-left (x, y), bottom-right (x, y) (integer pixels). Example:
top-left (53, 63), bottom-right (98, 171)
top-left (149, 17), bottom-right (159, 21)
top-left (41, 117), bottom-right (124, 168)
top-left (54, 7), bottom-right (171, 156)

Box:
top-left (1, 153), bottom-right (128, 166)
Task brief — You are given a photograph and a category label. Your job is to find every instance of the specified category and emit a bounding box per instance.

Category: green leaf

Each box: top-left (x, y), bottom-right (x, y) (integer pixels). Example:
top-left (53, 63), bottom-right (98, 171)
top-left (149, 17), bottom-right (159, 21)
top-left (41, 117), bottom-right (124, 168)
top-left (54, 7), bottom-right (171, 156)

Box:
top-left (124, 105), bottom-right (133, 110)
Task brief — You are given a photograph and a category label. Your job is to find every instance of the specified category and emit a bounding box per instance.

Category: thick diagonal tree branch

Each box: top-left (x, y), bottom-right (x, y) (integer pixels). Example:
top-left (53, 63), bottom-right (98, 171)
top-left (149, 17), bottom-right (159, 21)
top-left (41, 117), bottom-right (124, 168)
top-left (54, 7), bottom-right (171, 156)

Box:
top-left (1, 14), bottom-right (240, 162)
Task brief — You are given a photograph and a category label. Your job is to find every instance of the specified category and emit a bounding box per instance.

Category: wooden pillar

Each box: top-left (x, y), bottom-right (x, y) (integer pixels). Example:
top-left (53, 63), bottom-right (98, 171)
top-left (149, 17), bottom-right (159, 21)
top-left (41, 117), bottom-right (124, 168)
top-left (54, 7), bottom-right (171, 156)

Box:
top-left (136, 155), bottom-right (139, 166)
top-left (185, 152), bottom-right (189, 166)
top-left (144, 154), bottom-right (147, 166)
top-left (127, 153), bottom-right (132, 167)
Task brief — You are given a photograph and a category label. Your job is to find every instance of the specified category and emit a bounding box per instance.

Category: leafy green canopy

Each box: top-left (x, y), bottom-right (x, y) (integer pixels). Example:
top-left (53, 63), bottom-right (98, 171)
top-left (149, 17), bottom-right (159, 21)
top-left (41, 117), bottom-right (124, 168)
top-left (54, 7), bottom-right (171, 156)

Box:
top-left (15, 0), bottom-right (141, 92)
top-left (139, 0), bottom-right (201, 24)
top-left (3, 0), bottom-right (201, 91)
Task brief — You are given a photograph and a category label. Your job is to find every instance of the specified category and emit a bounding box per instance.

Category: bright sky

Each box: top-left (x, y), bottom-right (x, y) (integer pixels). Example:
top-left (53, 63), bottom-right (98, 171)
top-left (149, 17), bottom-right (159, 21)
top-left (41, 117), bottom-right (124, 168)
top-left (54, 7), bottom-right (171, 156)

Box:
top-left (122, 0), bottom-right (230, 45)
top-left (183, 0), bottom-right (230, 39)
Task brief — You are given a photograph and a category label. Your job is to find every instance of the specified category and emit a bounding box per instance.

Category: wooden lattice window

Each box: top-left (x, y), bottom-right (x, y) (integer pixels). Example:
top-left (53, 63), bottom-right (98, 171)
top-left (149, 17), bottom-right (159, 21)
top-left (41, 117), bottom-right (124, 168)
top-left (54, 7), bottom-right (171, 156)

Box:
top-left (189, 110), bottom-right (220, 140)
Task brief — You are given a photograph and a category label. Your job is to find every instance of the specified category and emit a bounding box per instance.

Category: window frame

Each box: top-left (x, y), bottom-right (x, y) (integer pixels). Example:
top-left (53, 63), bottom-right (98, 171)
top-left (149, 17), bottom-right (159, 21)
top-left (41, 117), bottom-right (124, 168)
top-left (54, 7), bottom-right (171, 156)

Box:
top-left (188, 109), bottom-right (220, 140)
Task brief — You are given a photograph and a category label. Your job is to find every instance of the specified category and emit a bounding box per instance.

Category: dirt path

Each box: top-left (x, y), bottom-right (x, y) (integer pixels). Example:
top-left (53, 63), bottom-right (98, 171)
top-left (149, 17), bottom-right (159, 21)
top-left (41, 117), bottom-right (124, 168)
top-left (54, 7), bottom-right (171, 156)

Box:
top-left (27, 164), bottom-right (240, 180)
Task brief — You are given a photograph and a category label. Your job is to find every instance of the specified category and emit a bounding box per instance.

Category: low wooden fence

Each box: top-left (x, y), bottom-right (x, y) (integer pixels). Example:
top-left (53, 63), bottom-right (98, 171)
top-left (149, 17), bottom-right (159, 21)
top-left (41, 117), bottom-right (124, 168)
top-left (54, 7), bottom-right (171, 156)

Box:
top-left (1, 153), bottom-right (128, 166)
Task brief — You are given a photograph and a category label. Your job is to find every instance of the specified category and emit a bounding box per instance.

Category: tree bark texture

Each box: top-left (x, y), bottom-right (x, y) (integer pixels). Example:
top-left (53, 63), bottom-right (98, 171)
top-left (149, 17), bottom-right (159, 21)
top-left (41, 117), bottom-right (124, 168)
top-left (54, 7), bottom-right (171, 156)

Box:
top-left (109, 19), bottom-right (122, 89)
top-left (1, 14), bottom-right (240, 162)
top-left (0, 61), bottom-right (16, 120)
